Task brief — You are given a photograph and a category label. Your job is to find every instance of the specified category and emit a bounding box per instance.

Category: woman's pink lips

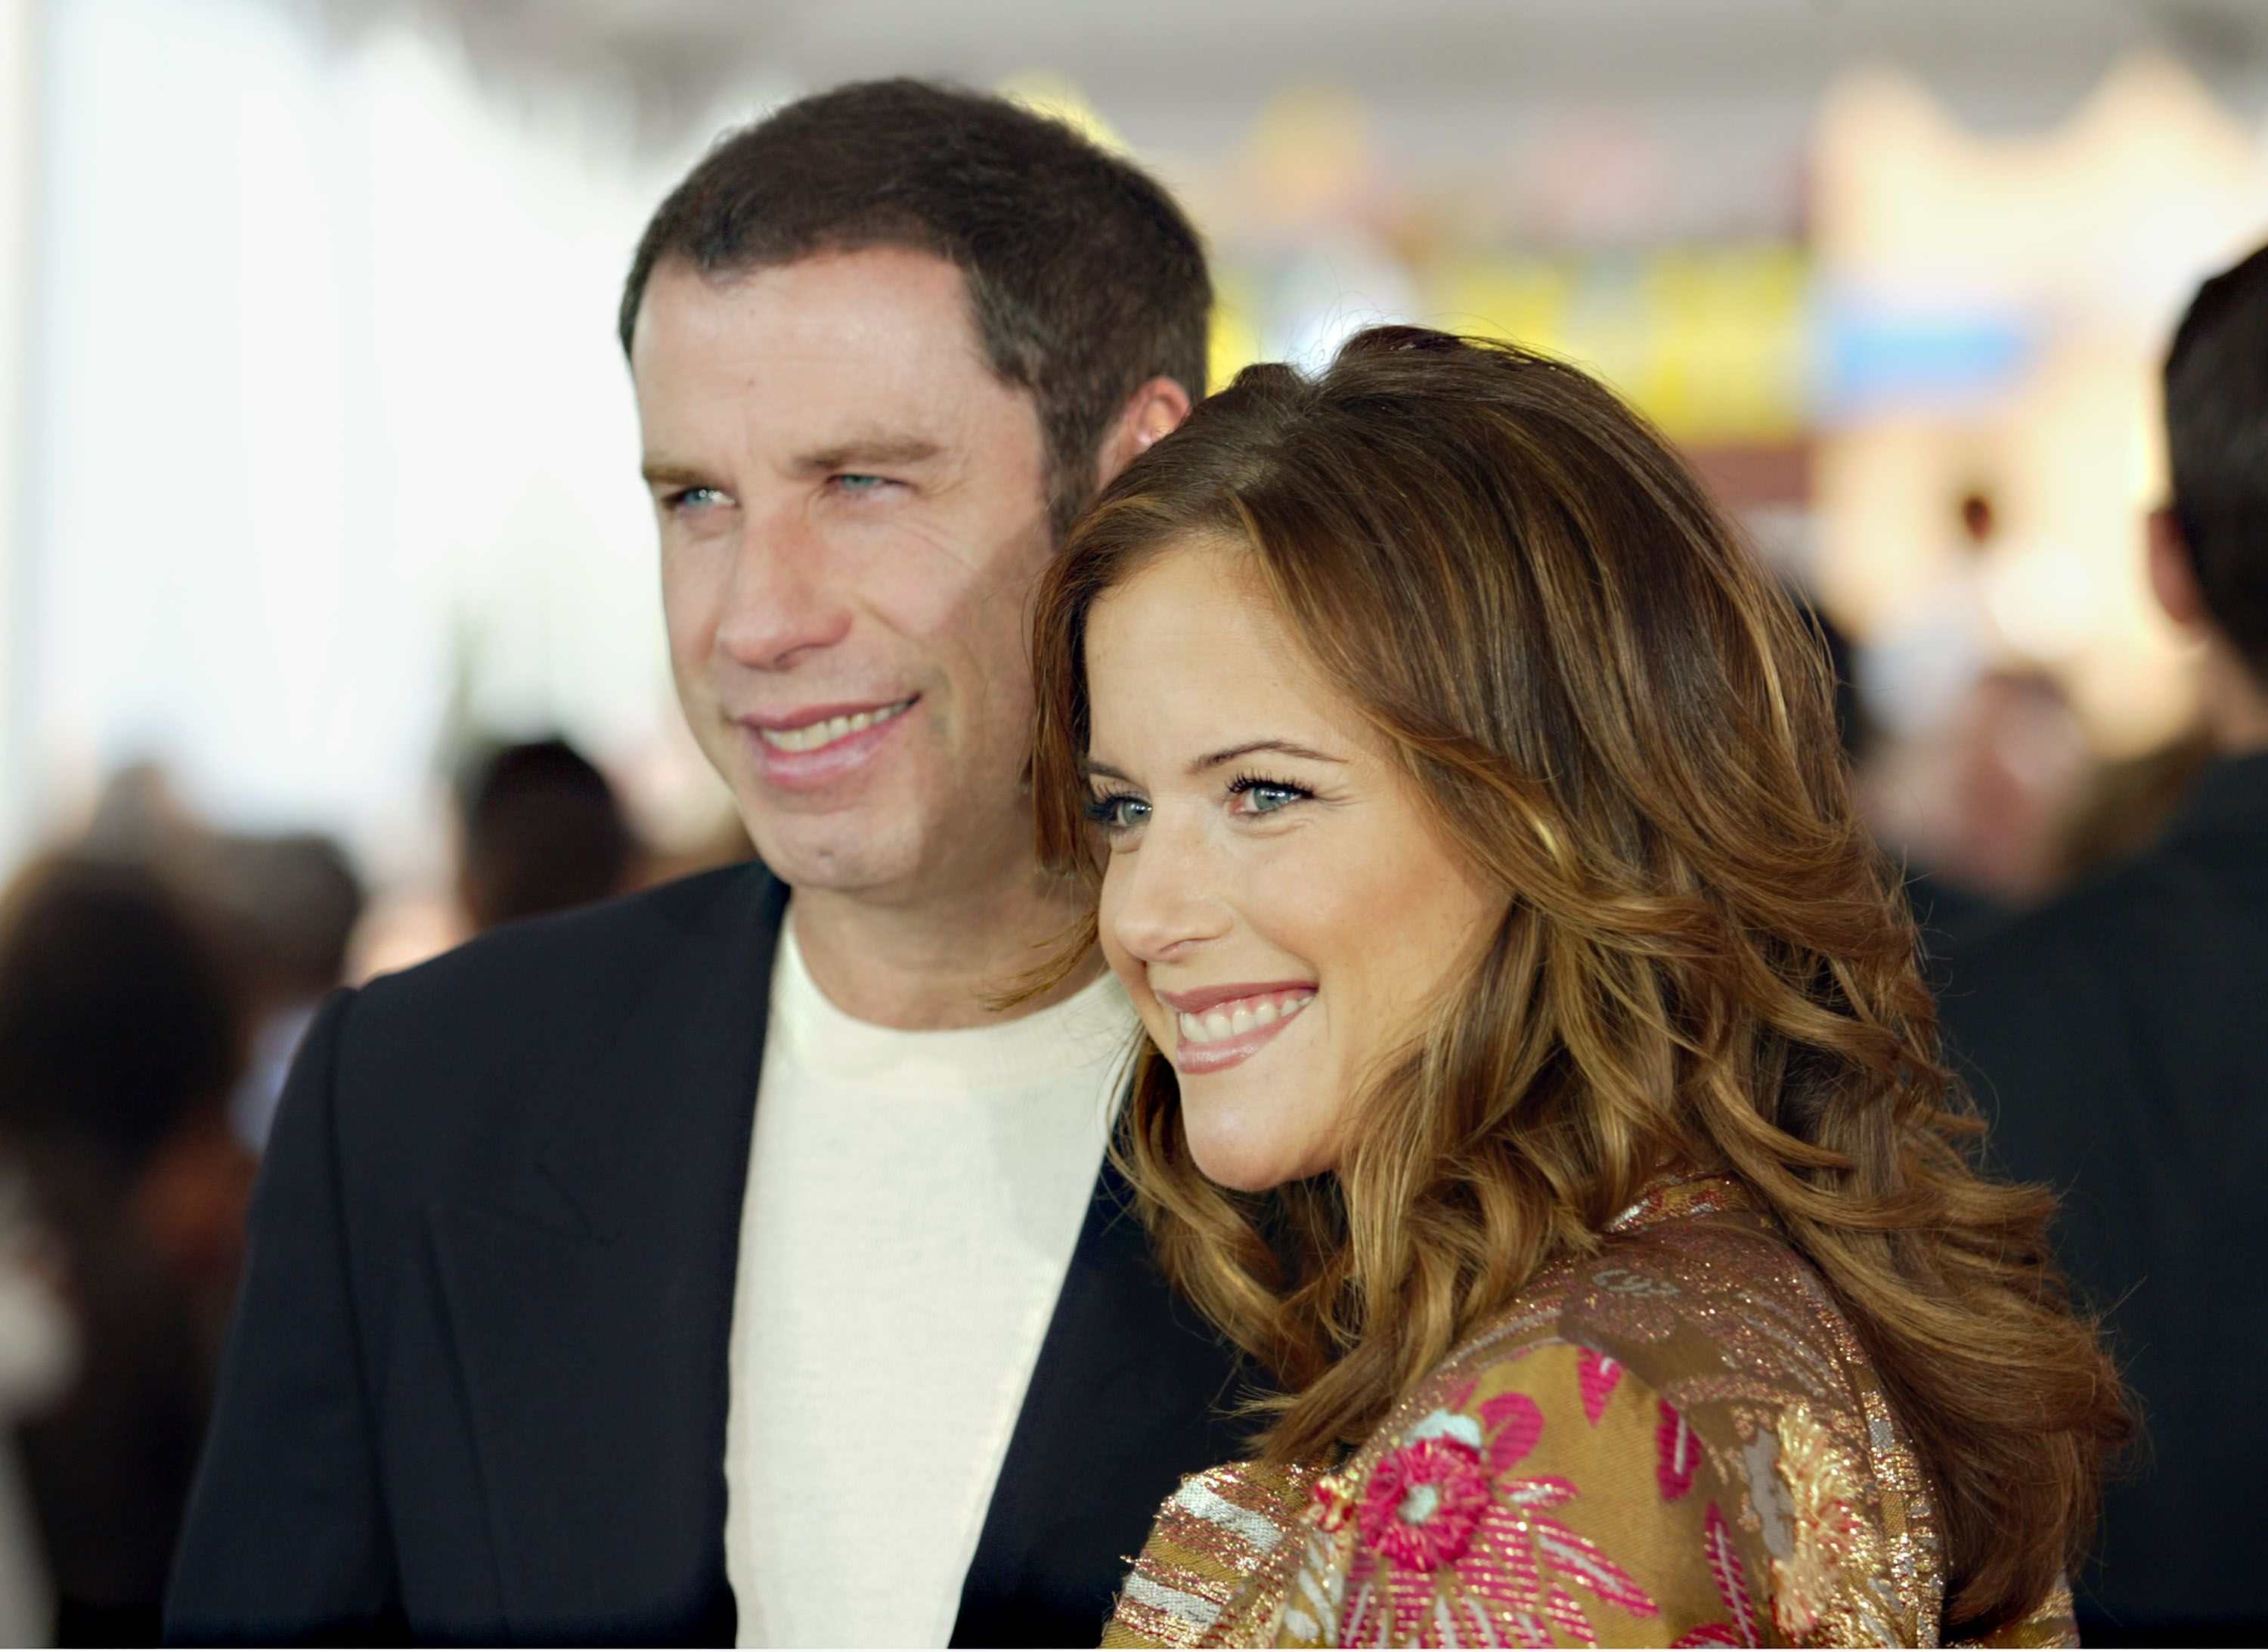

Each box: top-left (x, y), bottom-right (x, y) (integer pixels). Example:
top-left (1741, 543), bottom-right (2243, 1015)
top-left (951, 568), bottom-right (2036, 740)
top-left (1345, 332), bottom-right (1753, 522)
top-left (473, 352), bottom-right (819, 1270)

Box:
top-left (1166, 989), bottom-right (1317, 1076)
top-left (1155, 980), bottom-right (1316, 1015)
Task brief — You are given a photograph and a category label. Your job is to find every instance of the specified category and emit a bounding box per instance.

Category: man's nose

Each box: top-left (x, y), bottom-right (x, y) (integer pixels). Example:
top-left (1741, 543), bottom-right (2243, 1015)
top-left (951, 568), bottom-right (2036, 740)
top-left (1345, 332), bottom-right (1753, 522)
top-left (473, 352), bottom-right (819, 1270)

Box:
top-left (713, 509), bottom-right (854, 671)
top-left (1108, 819), bottom-right (1232, 964)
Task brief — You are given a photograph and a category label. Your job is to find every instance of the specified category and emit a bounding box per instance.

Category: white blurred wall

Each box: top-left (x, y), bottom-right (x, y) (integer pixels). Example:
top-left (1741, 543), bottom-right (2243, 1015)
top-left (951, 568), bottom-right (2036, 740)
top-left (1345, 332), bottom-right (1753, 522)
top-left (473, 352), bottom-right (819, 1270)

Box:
top-left (10, 0), bottom-right (714, 879)
top-left (0, 0), bottom-right (36, 872)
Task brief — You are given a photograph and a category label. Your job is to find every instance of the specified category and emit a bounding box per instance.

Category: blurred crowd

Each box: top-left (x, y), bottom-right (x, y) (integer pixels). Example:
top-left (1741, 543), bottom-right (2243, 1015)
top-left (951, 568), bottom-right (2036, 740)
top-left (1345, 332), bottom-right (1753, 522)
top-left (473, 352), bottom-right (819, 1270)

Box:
top-left (0, 575), bottom-right (2226, 1642)
top-left (1817, 491), bottom-right (2220, 975)
top-left (0, 736), bottom-right (753, 1642)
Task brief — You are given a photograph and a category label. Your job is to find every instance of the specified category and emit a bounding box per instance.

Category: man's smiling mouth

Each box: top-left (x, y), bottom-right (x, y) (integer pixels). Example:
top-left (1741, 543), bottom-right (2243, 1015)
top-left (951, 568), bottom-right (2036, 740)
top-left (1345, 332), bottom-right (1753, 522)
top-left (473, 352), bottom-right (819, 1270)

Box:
top-left (752, 697), bottom-right (916, 754)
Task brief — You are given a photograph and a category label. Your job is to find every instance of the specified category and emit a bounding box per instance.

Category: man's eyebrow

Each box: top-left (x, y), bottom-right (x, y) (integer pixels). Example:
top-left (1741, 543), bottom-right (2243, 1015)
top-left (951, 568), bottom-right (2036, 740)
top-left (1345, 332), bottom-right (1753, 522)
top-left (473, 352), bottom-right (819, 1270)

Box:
top-left (640, 458), bottom-right (715, 489)
top-left (793, 435), bottom-right (944, 471)
top-left (1192, 739), bottom-right (1346, 773)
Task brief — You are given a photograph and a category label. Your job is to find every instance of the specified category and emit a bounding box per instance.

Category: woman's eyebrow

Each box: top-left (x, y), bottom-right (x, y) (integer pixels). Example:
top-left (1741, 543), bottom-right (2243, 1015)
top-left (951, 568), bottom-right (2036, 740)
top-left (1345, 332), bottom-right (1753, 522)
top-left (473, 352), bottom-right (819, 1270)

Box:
top-left (1081, 758), bottom-right (1136, 783)
top-left (1193, 739), bottom-right (1346, 773)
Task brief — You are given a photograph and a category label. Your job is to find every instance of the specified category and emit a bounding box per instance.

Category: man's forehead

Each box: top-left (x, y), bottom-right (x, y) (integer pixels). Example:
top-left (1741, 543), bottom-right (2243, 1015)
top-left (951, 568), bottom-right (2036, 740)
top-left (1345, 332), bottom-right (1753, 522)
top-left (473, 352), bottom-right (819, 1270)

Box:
top-left (630, 250), bottom-right (1030, 455)
top-left (634, 248), bottom-right (991, 379)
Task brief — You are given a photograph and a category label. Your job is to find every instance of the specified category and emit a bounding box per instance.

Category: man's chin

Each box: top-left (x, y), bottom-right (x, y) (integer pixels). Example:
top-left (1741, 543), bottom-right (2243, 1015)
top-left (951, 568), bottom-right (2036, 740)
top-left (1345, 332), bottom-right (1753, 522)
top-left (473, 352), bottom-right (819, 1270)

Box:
top-left (737, 809), bottom-right (925, 896)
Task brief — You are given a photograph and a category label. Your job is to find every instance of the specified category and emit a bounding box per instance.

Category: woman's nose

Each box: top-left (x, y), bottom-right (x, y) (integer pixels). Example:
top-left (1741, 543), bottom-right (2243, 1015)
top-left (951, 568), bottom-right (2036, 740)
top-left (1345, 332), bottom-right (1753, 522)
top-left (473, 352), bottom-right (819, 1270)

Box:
top-left (1105, 820), bottom-right (1232, 963)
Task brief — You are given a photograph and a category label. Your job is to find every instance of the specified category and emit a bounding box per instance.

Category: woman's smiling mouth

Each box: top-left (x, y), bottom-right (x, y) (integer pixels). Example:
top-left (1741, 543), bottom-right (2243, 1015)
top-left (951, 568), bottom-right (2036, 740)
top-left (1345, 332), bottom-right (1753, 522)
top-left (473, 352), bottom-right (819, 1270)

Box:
top-left (1156, 983), bottom-right (1317, 1074)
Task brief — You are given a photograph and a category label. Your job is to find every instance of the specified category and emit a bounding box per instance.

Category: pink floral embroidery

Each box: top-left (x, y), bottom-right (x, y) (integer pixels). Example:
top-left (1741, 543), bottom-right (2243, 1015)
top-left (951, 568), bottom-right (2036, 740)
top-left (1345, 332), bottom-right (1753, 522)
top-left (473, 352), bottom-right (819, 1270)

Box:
top-left (1358, 1437), bottom-right (1494, 1572)
top-left (1656, 1399), bottom-right (1699, 1501)
top-left (1343, 1378), bottom-right (1662, 1647)
top-left (1577, 1347), bottom-right (1623, 1424)
top-left (1672, 1502), bottom-right (1761, 1647)
top-left (1478, 1390), bottom-right (1544, 1474)
top-left (1309, 1471), bottom-right (1357, 1534)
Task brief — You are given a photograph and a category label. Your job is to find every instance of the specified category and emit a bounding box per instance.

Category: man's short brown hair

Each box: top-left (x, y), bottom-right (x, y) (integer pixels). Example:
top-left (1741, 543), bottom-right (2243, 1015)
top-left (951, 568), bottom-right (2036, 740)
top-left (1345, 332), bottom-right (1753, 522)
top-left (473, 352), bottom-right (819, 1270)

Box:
top-left (2167, 240), bottom-right (2268, 682)
top-left (621, 79), bottom-right (1210, 539)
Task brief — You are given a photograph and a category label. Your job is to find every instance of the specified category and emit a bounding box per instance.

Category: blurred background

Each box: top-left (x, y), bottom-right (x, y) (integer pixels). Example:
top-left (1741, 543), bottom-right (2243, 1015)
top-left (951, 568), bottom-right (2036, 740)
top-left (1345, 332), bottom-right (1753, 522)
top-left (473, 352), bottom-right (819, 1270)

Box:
top-left (2, 0), bottom-right (2268, 1638)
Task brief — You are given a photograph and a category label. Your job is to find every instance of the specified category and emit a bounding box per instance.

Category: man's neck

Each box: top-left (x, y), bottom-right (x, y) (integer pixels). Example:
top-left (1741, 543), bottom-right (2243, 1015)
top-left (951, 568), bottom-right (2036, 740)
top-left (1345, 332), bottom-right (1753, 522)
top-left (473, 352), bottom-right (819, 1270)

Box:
top-left (2200, 640), bottom-right (2268, 756)
top-left (789, 869), bottom-right (1104, 1032)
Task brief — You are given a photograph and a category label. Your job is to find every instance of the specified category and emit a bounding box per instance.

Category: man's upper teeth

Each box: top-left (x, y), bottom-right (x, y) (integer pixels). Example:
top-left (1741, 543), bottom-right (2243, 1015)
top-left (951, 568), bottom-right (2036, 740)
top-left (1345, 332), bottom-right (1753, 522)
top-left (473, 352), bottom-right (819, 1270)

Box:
top-left (1176, 991), bottom-right (1313, 1046)
top-left (761, 700), bottom-right (908, 752)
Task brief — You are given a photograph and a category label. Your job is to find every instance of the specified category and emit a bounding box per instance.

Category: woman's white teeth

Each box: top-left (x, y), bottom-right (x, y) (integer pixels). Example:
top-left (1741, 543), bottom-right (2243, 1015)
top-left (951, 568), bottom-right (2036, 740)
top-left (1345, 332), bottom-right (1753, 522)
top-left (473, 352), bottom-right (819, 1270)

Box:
top-left (1176, 992), bottom-right (1313, 1046)
top-left (760, 699), bottom-right (911, 752)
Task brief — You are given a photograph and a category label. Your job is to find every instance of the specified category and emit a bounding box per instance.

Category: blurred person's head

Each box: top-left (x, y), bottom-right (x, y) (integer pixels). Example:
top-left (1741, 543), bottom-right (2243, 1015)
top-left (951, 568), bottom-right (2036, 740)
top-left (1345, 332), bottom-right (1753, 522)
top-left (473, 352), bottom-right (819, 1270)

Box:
top-left (456, 739), bottom-right (637, 932)
top-left (2158, 240), bottom-right (2268, 749)
top-left (0, 857), bottom-right (240, 1179)
top-left (79, 762), bottom-right (205, 865)
top-left (623, 79), bottom-right (1207, 909)
top-left (1957, 487), bottom-right (1997, 553)
top-left (1030, 327), bottom-right (2127, 1636)
top-left (207, 833), bottom-right (364, 1006)
top-left (1938, 668), bottom-right (2093, 904)
top-left (0, 854), bottom-right (253, 1291)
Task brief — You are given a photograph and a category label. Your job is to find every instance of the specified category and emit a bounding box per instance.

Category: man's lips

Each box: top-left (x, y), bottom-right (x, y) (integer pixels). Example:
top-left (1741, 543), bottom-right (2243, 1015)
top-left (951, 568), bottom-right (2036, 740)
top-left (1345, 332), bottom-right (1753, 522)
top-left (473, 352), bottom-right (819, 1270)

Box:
top-left (739, 696), bottom-right (916, 754)
top-left (1155, 981), bottom-right (1318, 1075)
top-left (735, 696), bottom-right (917, 789)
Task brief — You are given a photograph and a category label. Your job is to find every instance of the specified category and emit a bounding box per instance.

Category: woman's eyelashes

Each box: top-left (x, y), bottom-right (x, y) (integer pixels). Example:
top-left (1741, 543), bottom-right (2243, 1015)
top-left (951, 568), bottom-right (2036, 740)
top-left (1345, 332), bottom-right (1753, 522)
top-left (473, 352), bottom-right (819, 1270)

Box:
top-left (1081, 772), bottom-right (1318, 842)
top-left (1083, 789), bottom-right (1151, 835)
top-left (1226, 773), bottom-right (1313, 817)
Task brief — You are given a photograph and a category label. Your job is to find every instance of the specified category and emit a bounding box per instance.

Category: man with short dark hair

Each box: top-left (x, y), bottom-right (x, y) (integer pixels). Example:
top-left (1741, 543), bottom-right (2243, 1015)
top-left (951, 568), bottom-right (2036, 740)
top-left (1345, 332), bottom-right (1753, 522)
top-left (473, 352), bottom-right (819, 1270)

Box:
top-left (167, 81), bottom-right (1244, 1646)
top-left (1943, 243), bottom-right (2268, 1644)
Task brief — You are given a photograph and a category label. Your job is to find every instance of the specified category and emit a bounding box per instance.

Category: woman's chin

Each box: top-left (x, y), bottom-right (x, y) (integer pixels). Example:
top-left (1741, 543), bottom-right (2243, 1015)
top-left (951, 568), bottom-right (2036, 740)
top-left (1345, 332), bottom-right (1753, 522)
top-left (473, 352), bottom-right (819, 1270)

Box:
top-left (1184, 1114), bottom-right (1329, 1194)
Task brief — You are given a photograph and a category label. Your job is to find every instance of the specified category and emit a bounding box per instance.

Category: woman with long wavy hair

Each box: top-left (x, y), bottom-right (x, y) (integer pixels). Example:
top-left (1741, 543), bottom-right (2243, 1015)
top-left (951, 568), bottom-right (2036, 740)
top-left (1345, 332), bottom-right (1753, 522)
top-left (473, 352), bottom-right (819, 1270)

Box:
top-left (1026, 327), bottom-right (2130, 1648)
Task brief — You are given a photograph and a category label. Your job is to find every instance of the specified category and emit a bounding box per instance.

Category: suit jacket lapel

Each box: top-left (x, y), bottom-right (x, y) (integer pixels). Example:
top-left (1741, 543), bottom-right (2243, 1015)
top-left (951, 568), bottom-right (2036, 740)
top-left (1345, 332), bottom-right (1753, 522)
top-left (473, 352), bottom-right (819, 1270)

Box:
top-left (952, 1155), bottom-right (1256, 1647)
top-left (429, 866), bottom-right (785, 1640)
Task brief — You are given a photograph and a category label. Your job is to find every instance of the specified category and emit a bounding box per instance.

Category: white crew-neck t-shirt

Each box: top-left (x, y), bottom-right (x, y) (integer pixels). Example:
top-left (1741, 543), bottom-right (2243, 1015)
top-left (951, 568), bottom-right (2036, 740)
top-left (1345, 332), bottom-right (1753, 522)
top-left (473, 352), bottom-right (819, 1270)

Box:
top-left (723, 919), bottom-right (1139, 1647)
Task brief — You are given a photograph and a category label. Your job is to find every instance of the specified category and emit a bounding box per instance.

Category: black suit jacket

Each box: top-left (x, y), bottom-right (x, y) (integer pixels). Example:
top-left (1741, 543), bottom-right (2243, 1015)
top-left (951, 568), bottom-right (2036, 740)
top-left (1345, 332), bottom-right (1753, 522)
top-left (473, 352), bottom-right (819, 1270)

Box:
top-left (1941, 752), bottom-right (2268, 1644)
top-left (165, 863), bottom-right (1253, 1645)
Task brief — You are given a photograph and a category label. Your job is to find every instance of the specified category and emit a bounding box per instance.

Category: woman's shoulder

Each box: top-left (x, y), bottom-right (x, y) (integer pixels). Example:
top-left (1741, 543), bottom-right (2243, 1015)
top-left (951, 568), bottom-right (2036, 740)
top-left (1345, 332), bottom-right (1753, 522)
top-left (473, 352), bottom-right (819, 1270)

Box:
top-left (1270, 1178), bottom-right (1990, 1647)
top-left (1418, 1174), bottom-right (1880, 1455)
top-left (1105, 1458), bottom-right (1324, 1649)
top-left (1106, 1178), bottom-right (2078, 1647)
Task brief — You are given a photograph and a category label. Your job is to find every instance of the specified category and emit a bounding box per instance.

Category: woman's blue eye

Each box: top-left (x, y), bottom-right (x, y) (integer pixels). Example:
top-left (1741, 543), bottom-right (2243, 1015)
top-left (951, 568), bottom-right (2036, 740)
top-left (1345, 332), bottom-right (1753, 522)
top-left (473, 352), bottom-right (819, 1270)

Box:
top-left (1083, 792), bottom-right (1150, 833)
top-left (1228, 775), bottom-right (1309, 815)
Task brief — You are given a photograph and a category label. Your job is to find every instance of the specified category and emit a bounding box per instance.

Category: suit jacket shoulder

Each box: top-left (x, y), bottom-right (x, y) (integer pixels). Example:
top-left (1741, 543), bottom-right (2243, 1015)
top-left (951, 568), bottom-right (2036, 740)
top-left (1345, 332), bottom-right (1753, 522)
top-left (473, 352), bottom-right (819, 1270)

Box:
top-left (169, 862), bottom-right (783, 1644)
top-left (333, 862), bottom-right (784, 1230)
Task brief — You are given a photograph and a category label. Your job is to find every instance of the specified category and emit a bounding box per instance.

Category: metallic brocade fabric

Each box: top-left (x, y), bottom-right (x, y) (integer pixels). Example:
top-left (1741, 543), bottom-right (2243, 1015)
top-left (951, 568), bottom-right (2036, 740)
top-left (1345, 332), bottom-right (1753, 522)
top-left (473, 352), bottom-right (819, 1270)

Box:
top-left (1104, 1178), bottom-right (2076, 1649)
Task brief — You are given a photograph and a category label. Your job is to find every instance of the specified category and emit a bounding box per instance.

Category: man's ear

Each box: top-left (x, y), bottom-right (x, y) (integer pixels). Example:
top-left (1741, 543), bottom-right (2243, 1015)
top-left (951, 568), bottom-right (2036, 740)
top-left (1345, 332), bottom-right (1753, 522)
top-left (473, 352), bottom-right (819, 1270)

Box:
top-left (2148, 506), bottom-right (2208, 631)
top-left (1092, 376), bottom-right (1194, 491)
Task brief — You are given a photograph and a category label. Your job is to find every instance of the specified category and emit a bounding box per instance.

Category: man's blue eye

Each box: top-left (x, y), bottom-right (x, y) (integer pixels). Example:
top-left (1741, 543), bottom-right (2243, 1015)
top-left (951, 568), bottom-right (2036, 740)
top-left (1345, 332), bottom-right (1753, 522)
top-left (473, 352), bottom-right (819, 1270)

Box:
top-left (834, 473), bottom-right (887, 494)
top-left (671, 485), bottom-right (730, 512)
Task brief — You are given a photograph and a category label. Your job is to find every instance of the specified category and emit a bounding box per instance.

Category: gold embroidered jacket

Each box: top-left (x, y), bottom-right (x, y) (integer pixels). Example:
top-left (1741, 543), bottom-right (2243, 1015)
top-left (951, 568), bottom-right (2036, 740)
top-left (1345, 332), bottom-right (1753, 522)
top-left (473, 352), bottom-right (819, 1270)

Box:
top-left (1105, 1179), bottom-right (2074, 1649)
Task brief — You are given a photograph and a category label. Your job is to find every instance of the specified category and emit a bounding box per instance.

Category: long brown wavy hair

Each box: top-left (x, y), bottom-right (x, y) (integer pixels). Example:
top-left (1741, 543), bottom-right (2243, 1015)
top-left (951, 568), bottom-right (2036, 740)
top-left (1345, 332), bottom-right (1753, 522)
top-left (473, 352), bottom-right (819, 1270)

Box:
top-left (1027, 327), bottom-right (2130, 1635)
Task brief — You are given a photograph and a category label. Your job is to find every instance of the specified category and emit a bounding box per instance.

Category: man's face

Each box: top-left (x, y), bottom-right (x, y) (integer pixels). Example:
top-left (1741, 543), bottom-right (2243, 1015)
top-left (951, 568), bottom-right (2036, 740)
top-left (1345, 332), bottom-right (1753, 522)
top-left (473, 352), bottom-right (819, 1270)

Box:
top-left (631, 247), bottom-right (1056, 901)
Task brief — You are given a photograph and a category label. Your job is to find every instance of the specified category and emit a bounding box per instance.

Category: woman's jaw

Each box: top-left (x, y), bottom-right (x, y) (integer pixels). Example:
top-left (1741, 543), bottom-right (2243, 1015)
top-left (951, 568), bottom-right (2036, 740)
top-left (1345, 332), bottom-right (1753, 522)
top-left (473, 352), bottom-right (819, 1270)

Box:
top-left (1083, 540), bottom-right (1506, 1195)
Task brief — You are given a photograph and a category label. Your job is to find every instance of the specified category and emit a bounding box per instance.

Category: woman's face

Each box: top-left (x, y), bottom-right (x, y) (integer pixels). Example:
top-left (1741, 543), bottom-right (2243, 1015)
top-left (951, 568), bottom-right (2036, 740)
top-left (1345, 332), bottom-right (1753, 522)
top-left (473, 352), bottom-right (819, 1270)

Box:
top-left (1083, 540), bottom-right (1507, 1192)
